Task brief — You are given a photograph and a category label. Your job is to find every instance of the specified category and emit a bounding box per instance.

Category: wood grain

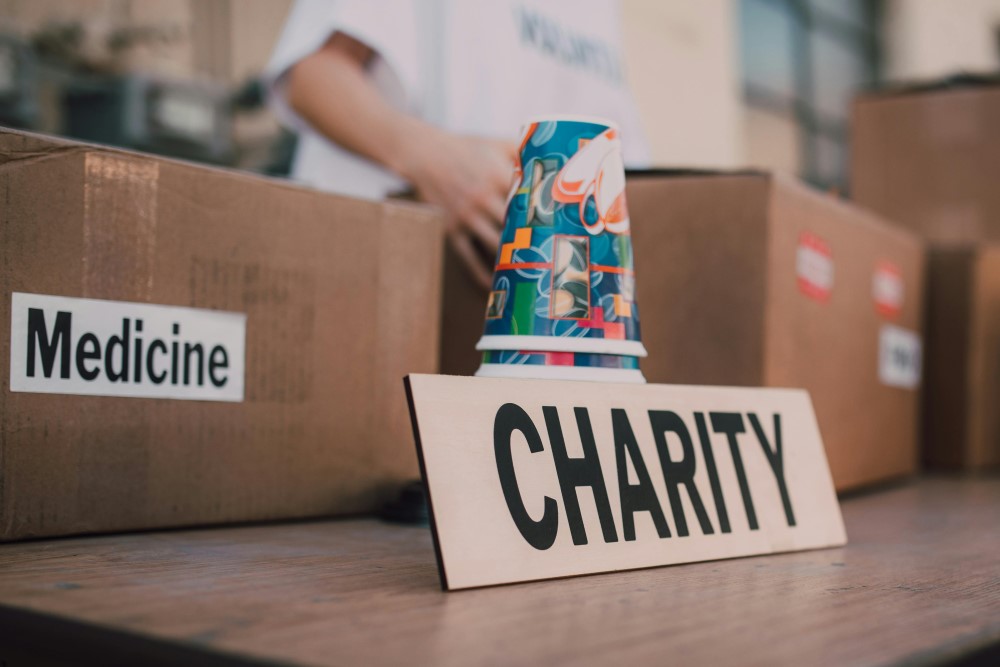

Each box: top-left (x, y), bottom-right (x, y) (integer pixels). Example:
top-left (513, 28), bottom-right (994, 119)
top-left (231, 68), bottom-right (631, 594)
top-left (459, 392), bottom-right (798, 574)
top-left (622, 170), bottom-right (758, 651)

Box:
top-left (407, 374), bottom-right (845, 589)
top-left (0, 477), bottom-right (998, 666)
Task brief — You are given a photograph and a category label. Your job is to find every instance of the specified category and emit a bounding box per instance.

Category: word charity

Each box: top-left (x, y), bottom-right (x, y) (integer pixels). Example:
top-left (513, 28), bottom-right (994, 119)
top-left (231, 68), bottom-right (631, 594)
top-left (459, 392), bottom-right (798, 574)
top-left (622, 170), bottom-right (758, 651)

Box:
top-left (494, 404), bottom-right (796, 550)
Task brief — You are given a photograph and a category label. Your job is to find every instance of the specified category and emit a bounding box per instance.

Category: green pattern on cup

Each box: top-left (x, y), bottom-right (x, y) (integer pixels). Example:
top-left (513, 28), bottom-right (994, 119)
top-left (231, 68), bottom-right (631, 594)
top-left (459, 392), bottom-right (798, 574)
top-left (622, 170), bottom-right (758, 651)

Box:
top-left (512, 281), bottom-right (537, 336)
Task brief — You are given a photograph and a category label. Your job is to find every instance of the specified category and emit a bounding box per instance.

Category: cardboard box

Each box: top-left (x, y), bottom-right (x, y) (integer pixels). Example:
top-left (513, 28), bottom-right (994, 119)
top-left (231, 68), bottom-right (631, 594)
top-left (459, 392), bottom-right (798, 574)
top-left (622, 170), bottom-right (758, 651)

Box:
top-left (851, 78), bottom-right (1000, 244)
top-left (852, 78), bottom-right (1000, 471)
top-left (440, 172), bottom-right (925, 491)
top-left (924, 247), bottom-right (1000, 470)
top-left (0, 128), bottom-right (444, 541)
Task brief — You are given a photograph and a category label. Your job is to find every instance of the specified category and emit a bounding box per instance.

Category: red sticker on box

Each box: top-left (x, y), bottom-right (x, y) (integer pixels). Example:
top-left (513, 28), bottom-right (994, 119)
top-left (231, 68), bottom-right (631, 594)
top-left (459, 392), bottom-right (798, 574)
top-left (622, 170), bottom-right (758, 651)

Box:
top-left (873, 260), bottom-right (904, 319)
top-left (796, 232), bottom-right (834, 302)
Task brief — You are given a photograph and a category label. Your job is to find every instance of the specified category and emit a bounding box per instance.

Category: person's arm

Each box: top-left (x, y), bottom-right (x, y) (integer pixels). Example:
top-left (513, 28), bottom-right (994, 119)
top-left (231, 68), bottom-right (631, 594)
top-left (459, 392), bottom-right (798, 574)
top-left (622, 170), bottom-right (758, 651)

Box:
top-left (286, 32), bottom-right (515, 289)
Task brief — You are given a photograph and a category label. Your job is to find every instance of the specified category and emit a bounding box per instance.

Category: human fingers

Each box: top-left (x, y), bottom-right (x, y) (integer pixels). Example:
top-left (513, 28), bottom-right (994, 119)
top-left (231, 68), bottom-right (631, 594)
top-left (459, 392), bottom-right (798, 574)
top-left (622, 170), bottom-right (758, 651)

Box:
top-left (489, 138), bottom-right (519, 163)
top-left (462, 210), bottom-right (501, 253)
top-left (448, 229), bottom-right (494, 291)
top-left (481, 188), bottom-right (507, 225)
top-left (479, 162), bottom-right (513, 225)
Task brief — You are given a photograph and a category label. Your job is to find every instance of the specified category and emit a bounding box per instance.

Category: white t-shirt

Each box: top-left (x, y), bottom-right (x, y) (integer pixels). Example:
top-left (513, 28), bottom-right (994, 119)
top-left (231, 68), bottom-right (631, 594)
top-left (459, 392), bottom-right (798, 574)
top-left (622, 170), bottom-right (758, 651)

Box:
top-left (265, 0), bottom-right (651, 199)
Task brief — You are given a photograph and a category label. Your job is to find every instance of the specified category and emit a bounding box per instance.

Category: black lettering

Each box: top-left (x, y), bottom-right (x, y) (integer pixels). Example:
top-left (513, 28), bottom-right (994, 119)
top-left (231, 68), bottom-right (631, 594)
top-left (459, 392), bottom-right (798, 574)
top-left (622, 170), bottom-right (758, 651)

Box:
top-left (544, 406), bottom-right (618, 545)
top-left (75, 333), bottom-right (102, 381)
top-left (540, 20), bottom-right (559, 55)
top-left (183, 343), bottom-right (204, 386)
top-left (648, 410), bottom-right (714, 537)
top-left (208, 346), bottom-right (229, 387)
top-left (26, 309), bottom-right (71, 378)
top-left (518, 9), bottom-right (541, 46)
top-left (710, 413), bottom-right (758, 531)
top-left (170, 324), bottom-right (180, 385)
top-left (147, 340), bottom-right (168, 384)
top-left (134, 319), bottom-right (143, 383)
top-left (748, 413), bottom-right (796, 527)
top-left (694, 412), bottom-right (731, 534)
top-left (494, 403), bottom-right (558, 550)
top-left (613, 409), bottom-right (670, 541)
top-left (104, 319), bottom-right (130, 382)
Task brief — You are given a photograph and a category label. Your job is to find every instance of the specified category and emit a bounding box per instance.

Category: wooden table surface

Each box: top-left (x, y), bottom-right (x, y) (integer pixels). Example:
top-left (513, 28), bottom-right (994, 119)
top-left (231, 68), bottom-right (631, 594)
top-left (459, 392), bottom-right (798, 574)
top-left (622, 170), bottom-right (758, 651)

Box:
top-left (0, 477), bottom-right (998, 667)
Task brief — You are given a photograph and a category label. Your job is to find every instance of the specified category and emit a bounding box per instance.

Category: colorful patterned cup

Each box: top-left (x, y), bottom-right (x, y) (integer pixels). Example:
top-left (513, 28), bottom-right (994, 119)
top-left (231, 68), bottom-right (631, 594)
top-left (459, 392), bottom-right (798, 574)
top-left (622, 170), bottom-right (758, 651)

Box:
top-left (475, 116), bottom-right (646, 383)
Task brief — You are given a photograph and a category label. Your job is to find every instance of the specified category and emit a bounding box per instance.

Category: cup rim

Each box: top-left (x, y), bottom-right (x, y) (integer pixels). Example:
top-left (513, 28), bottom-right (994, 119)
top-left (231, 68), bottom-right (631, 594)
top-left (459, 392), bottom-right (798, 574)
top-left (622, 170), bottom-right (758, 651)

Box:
top-left (477, 335), bottom-right (647, 357)
top-left (476, 363), bottom-right (645, 384)
top-left (519, 114), bottom-right (620, 130)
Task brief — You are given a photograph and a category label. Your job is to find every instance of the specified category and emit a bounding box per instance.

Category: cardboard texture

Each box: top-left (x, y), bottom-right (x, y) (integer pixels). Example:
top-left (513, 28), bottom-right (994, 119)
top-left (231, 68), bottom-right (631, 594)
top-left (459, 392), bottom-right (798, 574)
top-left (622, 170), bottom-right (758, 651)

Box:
top-left (406, 374), bottom-right (846, 590)
top-left (851, 81), bottom-right (1000, 244)
top-left (440, 172), bottom-right (925, 491)
top-left (852, 80), bottom-right (1000, 471)
top-left (0, 127), bottom-right (444, 541)
top-left (924, 247), bottom-right (1000, 470)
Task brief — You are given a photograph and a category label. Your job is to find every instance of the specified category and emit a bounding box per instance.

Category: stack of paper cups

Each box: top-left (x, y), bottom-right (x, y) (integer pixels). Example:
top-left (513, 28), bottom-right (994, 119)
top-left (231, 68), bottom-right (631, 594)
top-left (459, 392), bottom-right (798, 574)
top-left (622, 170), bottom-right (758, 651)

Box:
top-left (475, 116), bottom-right (647, 383)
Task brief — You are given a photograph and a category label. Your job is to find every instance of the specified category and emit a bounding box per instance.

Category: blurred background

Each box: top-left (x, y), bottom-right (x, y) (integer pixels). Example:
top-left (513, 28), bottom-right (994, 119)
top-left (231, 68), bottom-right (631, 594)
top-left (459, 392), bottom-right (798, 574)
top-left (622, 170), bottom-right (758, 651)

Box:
top-left (0, 0), bottom-right (997, 192)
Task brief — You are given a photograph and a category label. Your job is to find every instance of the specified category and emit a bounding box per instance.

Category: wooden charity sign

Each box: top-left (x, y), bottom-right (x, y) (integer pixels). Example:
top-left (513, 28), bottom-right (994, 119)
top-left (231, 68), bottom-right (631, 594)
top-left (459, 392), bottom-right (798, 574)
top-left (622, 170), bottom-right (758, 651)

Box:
top-left (405, 374), bottom-right (847, 591)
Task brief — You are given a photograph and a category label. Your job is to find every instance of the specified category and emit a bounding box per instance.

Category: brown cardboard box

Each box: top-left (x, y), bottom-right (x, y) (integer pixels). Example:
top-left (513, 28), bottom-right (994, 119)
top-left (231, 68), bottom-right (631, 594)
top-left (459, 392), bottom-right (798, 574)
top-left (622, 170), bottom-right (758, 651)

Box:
top-left (440, 172), bottom-right (925, 491)
top-left (0, 127), bottom-right (444, 541)
top-left (852, 78), bottom-right (1000, 471)
top-left (924, 247), bottom-right (1000, 470)
top-left (851, 78), bottom-right (1000, 244)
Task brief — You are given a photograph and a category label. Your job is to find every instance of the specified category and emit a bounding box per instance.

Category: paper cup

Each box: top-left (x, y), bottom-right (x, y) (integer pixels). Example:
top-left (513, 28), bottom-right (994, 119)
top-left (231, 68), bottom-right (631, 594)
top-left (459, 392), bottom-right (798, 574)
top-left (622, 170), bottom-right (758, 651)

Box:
top-left (476, 116), bottom-right (647, 362)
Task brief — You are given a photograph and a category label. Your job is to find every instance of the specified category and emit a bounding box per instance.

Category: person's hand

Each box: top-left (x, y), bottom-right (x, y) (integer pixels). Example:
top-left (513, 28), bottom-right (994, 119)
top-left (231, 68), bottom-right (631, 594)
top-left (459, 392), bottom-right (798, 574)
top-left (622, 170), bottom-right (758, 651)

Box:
top-left (287, 35), bottom-right (516, 289)
top-left (393, 127), bottom-right (518, 290)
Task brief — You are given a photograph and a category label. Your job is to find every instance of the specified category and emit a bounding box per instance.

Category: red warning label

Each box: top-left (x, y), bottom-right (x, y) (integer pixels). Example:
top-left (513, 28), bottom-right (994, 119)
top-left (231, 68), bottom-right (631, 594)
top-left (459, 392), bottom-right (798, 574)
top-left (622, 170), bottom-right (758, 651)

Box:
top-left (873, 260), bottom-right (904, 319)
top-left (796, 232), bottom-right (834, 302)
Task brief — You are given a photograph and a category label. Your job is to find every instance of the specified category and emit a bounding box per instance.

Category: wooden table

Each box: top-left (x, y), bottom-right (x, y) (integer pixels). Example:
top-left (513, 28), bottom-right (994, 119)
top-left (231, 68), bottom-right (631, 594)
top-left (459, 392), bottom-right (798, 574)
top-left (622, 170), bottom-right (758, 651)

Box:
top-left (1, 477), bottom-right (998, 666)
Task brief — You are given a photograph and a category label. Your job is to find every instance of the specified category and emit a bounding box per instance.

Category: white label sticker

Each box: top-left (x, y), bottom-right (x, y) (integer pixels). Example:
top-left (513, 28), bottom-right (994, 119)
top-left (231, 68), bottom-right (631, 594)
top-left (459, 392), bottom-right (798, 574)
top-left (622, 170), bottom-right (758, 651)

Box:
top-left (878, 325), bottom-right (922, 390)
top-left (10, 293), bottom-right (245, 402)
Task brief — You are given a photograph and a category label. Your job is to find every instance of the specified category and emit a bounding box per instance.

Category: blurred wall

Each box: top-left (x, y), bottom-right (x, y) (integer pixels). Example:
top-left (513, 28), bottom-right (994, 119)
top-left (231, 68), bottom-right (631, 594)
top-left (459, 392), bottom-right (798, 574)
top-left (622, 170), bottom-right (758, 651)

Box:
top-left (884, 0), bottom-right (1000, 80)
top-left (621, 0), bottom-right (743, 168)
top-left (0, 0), bottom-right (293, 161)
top-left (190, 0), bottom-right (293, 84)
top-left (0, 0), bottom-right (292, 83)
